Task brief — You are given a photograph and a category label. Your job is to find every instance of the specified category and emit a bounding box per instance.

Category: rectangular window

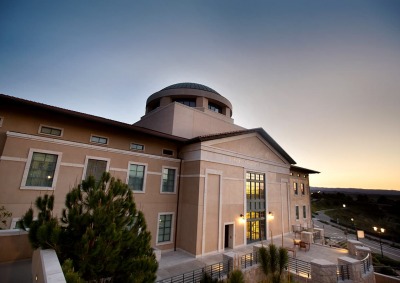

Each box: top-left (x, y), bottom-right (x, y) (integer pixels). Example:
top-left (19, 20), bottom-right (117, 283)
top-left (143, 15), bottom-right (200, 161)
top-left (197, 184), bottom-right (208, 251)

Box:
top-left (26, 152), bottom-right (58, 187)
top-left (162, 149), bottom-right (174, 156)
top-left (162, 168), bottom-right (176, 193)
top-left (303, 205), bottom-right (307, 219)
top-left (85, 158), bottom-right (108, 181)
top-left (158, 213), bottom-right (173, 243)
top-left (90, 135), bottom-right (108, 145)
top-left (294, 182), bottom-right (298, 195)
top-left (208, 102), bottom-right (222, 113)
top-left (130, 143), bottom-right (144, 151)
top-left (128, 164), bottom-right (145, 192)
top-left (295, 206), bottom-right (299, 220)
top-left (39, 125), bottom-right (62, 137)
top-left (301, 183), bottom-right (305, 195)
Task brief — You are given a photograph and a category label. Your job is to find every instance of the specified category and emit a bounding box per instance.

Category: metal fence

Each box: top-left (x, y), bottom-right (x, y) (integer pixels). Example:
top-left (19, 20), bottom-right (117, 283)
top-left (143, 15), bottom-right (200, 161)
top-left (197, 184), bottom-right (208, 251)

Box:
top-left (361, 253), bottom-right (372, 274)
top-left (337, 264), bottom-right (350, 281)
top-left (287, 257), bottom-right (311, 278)
top-left (156, 259), bottom-right (232, 283)
top-left (240, 251), bottom-right (259, 269)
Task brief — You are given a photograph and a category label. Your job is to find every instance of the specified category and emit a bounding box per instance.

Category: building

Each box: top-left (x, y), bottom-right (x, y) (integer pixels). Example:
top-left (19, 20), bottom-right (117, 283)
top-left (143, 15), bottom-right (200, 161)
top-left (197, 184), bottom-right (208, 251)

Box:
top-left (0, 82), bottom-right (318, 257)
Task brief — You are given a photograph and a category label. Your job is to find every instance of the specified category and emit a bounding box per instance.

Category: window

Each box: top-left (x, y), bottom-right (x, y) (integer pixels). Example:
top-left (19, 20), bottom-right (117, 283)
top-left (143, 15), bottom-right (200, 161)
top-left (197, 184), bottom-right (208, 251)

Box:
top-left (293, 182), bottom-right (298, 195)
top-left (90, 135), bottom-right (108, 145)
top-left (162, 149), bottom-right (173, 156)
top-left (128, 163), bottom-right (145, 192)
top-left (301, 183), bottom-right (305, 195)
top-left (162, 168), bottom-right (176, 193)
top-left (0, 116), bottom-right (3, 127)
top-left (175, 99), bottom-right (196, 107)
top-left (303, 205), bottom-right (307, 219)
top-left (157, 213), bottom-right (173, 243)
top-left (84, 158), bottom-right (108, 181)
top-left (39, 125), bottom-right (62, 137)
top-left (208, 102), bottom-right (221, 113)
top-left (295, 206), bottom-right (299, 220)
top-left (130, 143), bottom-right (144, 151)
top-left (21, 149), bottom-right (62, 189)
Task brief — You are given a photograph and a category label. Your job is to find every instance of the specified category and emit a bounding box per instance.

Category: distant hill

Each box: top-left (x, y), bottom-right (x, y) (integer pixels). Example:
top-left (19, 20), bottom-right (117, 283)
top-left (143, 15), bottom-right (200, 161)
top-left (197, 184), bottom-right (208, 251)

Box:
top-left (310, 187), bottom-right (400, 196)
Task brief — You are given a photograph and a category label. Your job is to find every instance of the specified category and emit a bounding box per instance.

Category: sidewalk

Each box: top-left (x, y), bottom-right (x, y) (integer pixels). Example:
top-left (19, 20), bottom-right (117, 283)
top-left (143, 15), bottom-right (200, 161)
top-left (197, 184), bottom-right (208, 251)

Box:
top-left (156, 229), bottom-right (348, 281)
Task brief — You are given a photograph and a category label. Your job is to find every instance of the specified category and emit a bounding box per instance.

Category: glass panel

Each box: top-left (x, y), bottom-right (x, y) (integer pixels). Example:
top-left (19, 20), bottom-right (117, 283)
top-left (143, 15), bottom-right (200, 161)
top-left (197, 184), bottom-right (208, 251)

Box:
top-left (128, 164), bottom-right (145, 191)
top-left (86, 159), bottom-right (107, 181)
top-left (26, 152), bottom-right (58, 187)
top-left (162, 168), bottom-right (175, 192)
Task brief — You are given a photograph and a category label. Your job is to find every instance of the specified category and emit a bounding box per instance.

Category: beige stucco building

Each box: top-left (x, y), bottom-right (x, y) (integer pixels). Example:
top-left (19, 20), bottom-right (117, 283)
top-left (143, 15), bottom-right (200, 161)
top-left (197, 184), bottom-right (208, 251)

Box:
top-left (0, 82), bottom-right (318, 257)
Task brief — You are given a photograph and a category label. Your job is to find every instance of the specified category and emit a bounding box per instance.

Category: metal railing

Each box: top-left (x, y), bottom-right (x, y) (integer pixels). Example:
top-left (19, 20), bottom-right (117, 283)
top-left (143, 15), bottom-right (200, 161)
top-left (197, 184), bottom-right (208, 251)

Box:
top-left (361, 253), bottom-right (372, 274)
top-left (240, 251), bottom-right (259, 269)
top-left (337, 264), bottom-right (350, 281)
top-left (287, 257), bottom-right (311, 278)
top-left (156, 259), bottom-right (232, 283)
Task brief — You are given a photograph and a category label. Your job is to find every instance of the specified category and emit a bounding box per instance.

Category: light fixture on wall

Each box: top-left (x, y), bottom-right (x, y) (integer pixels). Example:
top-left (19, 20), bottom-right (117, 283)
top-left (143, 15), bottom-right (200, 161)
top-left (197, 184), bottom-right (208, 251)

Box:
top-left (267, 211), bottom-right (274, 220)
top-left (239, 214), bottom-right (245, 224)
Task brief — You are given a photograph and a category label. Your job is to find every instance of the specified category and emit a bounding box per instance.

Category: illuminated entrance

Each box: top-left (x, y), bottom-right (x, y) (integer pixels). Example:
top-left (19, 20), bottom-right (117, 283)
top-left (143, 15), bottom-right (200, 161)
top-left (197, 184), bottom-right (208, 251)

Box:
top-left (246, 172), bottom-right (266, 243)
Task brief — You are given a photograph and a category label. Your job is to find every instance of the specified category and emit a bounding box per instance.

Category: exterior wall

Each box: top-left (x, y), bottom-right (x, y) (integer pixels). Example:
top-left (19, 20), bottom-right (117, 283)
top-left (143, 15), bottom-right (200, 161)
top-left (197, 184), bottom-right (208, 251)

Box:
top-left (288, 169), bottom-right (312, 231)
top-left (0, 230), bottom-right (33, 263)
top-left (136, 102), bottom-right (243, 139)
top-left (0, 103), bottom-right (182, 251)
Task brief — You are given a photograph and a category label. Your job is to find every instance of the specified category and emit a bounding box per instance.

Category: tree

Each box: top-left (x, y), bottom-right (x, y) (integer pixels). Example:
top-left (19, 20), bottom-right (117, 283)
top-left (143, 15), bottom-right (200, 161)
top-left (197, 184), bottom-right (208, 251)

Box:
top-left (0, 206), bottom-right (12, 229)
top-left (21, 173), bottom-right (158, 283)
top-left (259, 244), bottom-right (289, 283)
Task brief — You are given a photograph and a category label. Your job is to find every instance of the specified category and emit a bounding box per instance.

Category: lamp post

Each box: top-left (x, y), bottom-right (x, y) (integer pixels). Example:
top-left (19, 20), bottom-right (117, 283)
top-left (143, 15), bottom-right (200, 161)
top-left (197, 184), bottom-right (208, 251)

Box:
top-left (351, 218), bottom-right (359, 241)
top-left (373, 226), bottom-right (385, 258)
top-left (268, 212), bottom-right (274, 244)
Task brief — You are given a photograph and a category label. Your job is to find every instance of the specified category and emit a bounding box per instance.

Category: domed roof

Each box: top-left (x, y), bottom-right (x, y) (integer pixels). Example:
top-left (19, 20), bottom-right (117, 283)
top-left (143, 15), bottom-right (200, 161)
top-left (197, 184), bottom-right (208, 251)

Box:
top-left (161, 82), bottom-right (220, 95)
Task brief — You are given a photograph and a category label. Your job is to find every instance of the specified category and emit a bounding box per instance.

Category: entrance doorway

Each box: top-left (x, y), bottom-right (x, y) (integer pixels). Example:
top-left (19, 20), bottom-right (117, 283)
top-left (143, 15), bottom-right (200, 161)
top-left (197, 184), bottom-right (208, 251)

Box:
top-left (224, 224), bottom-right (233, 249)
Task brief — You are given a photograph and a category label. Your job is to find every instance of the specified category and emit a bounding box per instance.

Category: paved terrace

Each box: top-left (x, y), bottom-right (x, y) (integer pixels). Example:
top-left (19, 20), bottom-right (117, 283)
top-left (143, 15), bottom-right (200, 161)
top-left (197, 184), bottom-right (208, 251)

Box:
top-left (157, 231), bottom-right (348, 281)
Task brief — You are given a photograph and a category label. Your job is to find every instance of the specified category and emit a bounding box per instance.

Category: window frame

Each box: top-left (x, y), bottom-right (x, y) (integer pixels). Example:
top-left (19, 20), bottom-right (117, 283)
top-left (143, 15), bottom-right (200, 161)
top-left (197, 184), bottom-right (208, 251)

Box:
top-left (156, 212), bottom-right (174, 245)
top-left (300, 183), bottom-right (305, 195)
top-left (293, 182), bottom-right (298, 195)
top-left (160, 166), bottom-right (178, 194)
top-left (126, 162), bottom-right (147, 193)
top-left (162, 149), bottom-right (174, 156)
top-left (38, 124), bottom-right (63, 137)
top-left (295, 205), bottom-right (300, 220)
top-left (303, 205), bottom-right (307, 219)
top-left (130, 143), bottom-right (145, 151)
top-left (82, 156), bottom-right (110, 181)
top-left (90, 135), bottom-right (108, 145)
top-left (20, 148), bottom-right (62, 191)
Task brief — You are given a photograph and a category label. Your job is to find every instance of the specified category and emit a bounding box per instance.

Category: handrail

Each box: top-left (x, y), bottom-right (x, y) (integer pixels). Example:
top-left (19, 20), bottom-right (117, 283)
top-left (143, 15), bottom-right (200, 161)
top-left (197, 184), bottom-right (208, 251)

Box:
top-left (360, 253), bottom-right (372, 274)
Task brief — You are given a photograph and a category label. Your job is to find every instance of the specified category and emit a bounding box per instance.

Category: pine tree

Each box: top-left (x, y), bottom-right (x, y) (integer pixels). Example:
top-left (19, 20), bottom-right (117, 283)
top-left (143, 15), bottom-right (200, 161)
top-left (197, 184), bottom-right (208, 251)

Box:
top-left (22, 172), bottom-right (158, 282)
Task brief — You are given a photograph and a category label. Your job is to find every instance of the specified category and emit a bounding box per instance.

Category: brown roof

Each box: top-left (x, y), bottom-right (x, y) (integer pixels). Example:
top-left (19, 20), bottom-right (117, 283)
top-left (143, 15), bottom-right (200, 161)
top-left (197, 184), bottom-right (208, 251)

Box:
top-left (186, 128), bottom-right (296, 164)
top-left (290, 165), bottom-right (320, 174)
top-left (0, 93), bottom-right (187, 142)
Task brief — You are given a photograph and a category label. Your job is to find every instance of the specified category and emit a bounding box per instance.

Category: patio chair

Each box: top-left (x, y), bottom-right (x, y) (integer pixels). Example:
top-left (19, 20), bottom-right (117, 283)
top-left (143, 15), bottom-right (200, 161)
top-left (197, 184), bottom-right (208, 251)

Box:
top-left (299, 241), bottom-right (310, 252)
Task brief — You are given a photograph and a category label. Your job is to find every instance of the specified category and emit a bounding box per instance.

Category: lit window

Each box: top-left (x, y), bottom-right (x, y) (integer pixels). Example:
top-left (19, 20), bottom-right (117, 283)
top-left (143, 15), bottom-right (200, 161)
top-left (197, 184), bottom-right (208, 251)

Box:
top-left (208, 102), bottom-right (222, 113)
top-left (158, 213), bottom-right (173, 243)
top-left (130, 143), bottom-right (144, 151)
top-left (90, 135), bottom-right (108, 145)
top-left (85, 158), bottom-right (108, 181)
top-left (295, 206), bottom-right (299, 220)
top-left (162, 168), bottom-right (176, 193)
top-left (39, 125), bottom-right (62, 137)
top-left (303, 205), bottom-right (307, 219)
top-left (128, 164), bottom-right (145, 192)
top-left (301, 184), bottom-right (305, 195)
top-left (23, 150), bottom-right (61, 188)
top-left (162, 149), bottom-right (173, 156)
top-left (294, 182), bottom-right (298, 195)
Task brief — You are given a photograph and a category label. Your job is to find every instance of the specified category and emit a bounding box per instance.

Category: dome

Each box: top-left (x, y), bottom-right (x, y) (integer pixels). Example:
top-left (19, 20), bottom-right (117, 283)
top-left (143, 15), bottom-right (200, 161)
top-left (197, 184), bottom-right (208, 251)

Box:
top-left (161, 82), bottom-right (220, 95)
top-left (145, 82), bottom-right (233, 117)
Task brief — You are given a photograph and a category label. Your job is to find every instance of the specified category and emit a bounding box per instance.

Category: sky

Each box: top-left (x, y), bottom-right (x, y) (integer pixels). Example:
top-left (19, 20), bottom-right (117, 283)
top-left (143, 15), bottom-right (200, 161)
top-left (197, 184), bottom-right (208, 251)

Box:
top-left (1, 1), bottom-right (399, 190)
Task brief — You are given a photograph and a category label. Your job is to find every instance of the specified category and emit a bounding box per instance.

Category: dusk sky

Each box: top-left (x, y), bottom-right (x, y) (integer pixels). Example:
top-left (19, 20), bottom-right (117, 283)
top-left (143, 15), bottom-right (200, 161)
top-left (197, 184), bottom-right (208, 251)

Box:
top-left (1, 1), bottom-right (399, 190)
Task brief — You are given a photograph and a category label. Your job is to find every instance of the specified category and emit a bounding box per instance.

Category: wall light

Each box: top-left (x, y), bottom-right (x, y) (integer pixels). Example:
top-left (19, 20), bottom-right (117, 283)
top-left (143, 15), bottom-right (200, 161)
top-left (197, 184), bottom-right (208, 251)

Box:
top-left (267, 212), bottom-right (274, 220)
top-left (239, 214), bottom-right (245, 224)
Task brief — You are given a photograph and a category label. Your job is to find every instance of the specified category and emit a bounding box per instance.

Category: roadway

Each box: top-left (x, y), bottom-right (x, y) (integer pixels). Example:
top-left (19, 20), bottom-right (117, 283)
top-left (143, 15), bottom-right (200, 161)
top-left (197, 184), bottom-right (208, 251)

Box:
top-left (313, 211), bottom-right (400, 262)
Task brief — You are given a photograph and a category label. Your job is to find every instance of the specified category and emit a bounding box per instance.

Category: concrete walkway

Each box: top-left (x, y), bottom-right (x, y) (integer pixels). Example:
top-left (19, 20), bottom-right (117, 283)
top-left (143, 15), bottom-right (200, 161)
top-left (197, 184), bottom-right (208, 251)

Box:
top-left (157, 228), bottom-right (348, 281)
